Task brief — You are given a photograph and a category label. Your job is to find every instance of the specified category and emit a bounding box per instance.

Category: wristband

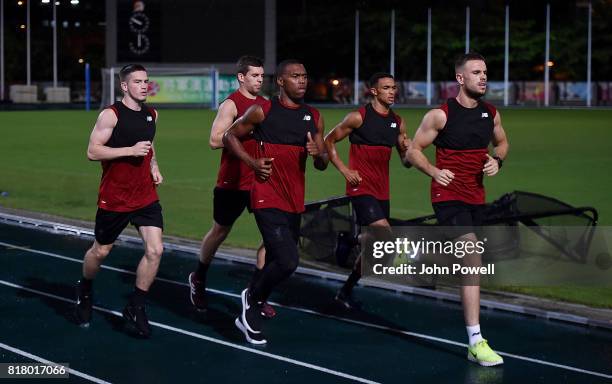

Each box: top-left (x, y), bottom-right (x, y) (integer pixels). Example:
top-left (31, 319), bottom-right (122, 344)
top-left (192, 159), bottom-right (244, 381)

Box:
top-left (493, 155), bottom-right (503, 169)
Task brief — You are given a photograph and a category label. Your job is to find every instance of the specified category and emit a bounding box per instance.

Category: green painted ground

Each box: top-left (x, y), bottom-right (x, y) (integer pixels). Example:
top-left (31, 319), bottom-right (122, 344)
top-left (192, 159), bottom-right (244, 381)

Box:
top-left (0, 108), bottom-right (611, 306)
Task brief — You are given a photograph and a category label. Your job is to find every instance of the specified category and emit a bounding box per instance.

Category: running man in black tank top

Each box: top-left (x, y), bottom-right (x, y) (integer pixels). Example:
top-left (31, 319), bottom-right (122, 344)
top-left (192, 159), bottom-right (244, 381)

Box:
top-left (188, 55), bottom-right (275, 319)
top-left (407, 52), bottom-right (509, 366)
top-left (75, 64), bottom-right (165, 338)
top-left (325, 73), bottom-right (412, 309)
top-left (224, 60), bottom-right (329, 345)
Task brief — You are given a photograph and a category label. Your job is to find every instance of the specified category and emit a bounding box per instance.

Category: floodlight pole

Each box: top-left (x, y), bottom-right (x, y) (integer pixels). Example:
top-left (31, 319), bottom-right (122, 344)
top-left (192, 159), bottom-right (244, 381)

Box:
top-left (53, 0), bottom-right (58, 87)
top-left (109, 67), bottom-right (114, 106)
top-left (1, 0), bottom-right (4, 100)
top-left (353, 10), bottom-right (359, 106)
top-left (586, 1), bottom-right (592, 107)
top-left (390, 9), bottom-right (395, 77)
top-left (426, 7), bottom-right (432, 106)
top-left (504, 4), bottom-right (510, 106)
top-left (465, 6), bottom-right (470, 53)
top-left (27, 0), bottom-right (31, 85)
top-left (544, 3), bottom-right (550, 107)
top-left (85, 62), bottom-right (90, 111)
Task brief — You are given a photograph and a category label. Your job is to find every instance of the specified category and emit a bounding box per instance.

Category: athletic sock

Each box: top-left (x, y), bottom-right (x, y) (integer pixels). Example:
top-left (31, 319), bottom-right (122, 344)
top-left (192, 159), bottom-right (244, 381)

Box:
top-left (194, 261), bottom-right (210, 283)
top-left (79, 277), bottom-right (93, 292)
top-left (466, 324), bottom-right (484, 346)
top-left (130, 287), bottom-right (148, 307)
top-left (249, 267), bottom-right (263, 291)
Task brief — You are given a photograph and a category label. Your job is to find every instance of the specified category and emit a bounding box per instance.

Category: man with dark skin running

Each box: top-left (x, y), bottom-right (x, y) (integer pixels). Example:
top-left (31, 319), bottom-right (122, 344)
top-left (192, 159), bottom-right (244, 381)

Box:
top-left (224, 59), bottom-right (329, 344)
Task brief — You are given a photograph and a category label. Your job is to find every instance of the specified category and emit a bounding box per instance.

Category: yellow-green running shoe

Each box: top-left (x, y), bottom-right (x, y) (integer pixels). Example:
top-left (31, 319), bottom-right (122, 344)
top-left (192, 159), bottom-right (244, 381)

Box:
top-left (467, 339), bottom-right (504, 366)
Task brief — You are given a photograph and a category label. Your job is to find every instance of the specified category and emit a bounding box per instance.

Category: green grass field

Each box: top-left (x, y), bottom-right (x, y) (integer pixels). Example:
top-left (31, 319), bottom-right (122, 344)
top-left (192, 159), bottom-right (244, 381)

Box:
top-left (1, 108), bottom-right (611, 307)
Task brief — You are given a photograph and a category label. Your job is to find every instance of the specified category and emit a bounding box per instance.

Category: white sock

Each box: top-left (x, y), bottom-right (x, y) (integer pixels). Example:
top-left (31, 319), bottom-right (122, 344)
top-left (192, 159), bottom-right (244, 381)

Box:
top-left (466, 324), bottom-right (483, 346)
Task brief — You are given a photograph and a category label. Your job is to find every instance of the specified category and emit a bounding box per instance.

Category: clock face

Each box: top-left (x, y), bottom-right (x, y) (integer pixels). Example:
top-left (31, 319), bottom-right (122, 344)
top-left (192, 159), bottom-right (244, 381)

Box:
top-left (129, 12), bottom-right (150, 33)
top-left (129, 34), bottom-right (150, 55)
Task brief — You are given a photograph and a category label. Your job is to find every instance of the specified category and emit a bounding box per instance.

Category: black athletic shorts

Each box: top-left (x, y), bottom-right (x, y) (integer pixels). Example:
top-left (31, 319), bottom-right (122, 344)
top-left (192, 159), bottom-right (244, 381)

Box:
top-left (94, 201), bottom-right (163, 245)
top-left (213, 187), bottom-right (251, 226)
top-left (351, 195), bottom-right (390, 226)
top-left (432, 200), bottom-right (485, 239)
top-left (253, 208), bottom-right (301, 249)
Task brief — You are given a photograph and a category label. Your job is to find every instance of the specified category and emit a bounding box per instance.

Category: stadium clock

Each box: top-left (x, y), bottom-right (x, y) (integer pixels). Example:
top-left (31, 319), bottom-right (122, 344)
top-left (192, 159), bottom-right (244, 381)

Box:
top-left (129, 12), bottom-right (150, 33)
top-left (129, 34), bottom-right (150, 56)
top-left (128, 1), bottom-right (150, 56)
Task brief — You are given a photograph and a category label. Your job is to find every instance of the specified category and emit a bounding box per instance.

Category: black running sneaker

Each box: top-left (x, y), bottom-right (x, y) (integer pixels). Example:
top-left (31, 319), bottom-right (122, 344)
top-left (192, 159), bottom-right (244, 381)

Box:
top-left (75, 280), bottom-right (93, 327)
top-left (122, 303), bottom-right (152, 338)
top-left (188, 272), bottom-right (208, 311)
top-left (236, 288), bottom-right (266, 345)
top-left (334, 290), bottom-right (361, 310)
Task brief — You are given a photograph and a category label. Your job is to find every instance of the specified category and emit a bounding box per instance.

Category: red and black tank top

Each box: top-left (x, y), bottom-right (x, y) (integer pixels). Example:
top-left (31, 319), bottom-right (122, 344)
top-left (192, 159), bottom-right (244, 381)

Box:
top-left (97, 101), bottom-right (158, 212)
top-left (216, 90), bottom-right (267, 191)
top-left (431, 97), bottom-right (496, 205)
top-left (347, 103), bottom-right (401, 200)
top-left (251, 96), bottom-right (319, 213)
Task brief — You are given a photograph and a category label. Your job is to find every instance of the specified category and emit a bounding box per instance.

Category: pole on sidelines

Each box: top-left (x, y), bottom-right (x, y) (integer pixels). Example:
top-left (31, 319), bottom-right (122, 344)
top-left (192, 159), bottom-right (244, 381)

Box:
top-left (0, 0), bottom-right (4, 100)
top-left (109, 67), bottom-right (114, 106)
top-left (586, 1), bottom-right (592, 107)
top-left (211, 68), bottom-right (219, 110)
top-left (0, 0), bottom-right (4, 101)
top-left (465, 6), bottom-right (470, 53)
top-left (85, 63), bottom-right (90, 111)
top-left (426, 7), bottom-right (432, 106)
top-left (52, 0), bottom-right (57, 88)
top-left (353, 10), bottom-right (359, 106)
top-left (504, 5), bottom-right (510, 106)
top-left (544, 3), bottom-right (550, 107)
top-left (390, 9), bottom-right (395, 77)
top-left (26, 0), bottom-right (31, 85)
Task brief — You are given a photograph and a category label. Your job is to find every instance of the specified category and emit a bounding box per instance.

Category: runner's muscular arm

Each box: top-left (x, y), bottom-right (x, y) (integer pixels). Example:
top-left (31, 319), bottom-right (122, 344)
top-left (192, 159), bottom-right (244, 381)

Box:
top-left (223, 105), bottom-right (273, 181)
top-left (483, 111), bottom-right (509, 176)
top-left (407, 109), bottom-right (455, 186)
top-left (307, 114), bottom-right (329, 170)
top-left (209, 99), bottom-right (238, 149)
top-left (87, 108), bottom-right (151, 161)
top-left (323, 111), bottom-right (363, 185)
top-left (396, 118), bottom-right (412, 168)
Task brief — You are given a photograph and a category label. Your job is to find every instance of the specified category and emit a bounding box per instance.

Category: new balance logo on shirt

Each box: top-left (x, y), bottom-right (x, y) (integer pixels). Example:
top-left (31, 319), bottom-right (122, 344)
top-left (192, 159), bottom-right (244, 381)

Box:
top-left (481, 113), bottom-right (489, 118)
top-left (390, 122), bottom-right (397, 128)
top-left (147, 116), bottom-right (153, 122)
top-left (303, 115), bottom-right (311, 121)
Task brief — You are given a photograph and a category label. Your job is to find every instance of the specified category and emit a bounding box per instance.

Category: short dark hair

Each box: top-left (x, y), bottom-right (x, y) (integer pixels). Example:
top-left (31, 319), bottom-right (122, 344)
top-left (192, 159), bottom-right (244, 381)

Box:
top-left (455, 52), bottom-right (486, 71)
top-left (368, 72), bottom-right (394, 88)
top-left (276, 59), bottom-right (304, 77)
top-left (237, 55), bottom-right (264, 75)
top-left (119, 64), bottom-right (147, 82)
